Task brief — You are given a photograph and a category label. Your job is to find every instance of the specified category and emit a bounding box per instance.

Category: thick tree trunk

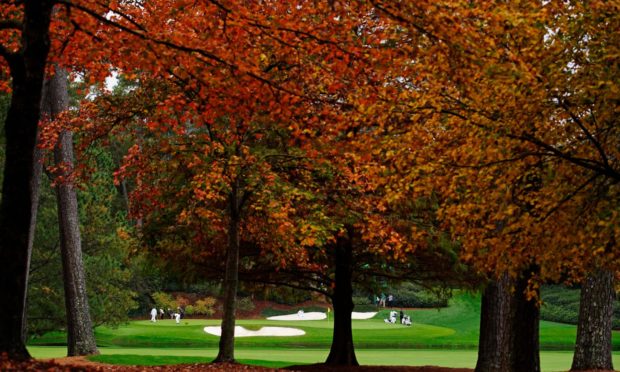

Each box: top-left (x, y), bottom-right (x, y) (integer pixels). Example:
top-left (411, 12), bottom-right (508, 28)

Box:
top-left (45, 67), bottom-right (99, 356)
top-left (475, 271), bottom-right (540, 372)
top-left (0, 1), bottom-right (53, 360)
top-left (571, 269), bottom-right (615, 371)
top-left (511, 272), bottom-right (540, 372)
top-left (475, 273), bottom-right (513, 372)
top-left (325, 226), bottom-right (358, 366)
top-left (215, 183), bottom-right (241, 363)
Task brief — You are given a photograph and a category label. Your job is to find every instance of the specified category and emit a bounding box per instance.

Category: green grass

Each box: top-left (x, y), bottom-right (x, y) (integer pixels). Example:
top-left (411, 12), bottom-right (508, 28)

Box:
top-left (28, 347), bottom-right (620, 371)
top-left (28, 291), bottom-right (620, 370)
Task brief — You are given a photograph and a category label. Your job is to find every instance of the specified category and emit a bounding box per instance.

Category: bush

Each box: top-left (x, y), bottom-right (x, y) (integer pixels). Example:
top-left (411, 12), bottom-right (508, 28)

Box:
top-left (266, 287), bottom-right (311, 305)
top-left (151, 292), bottom-right (177, 309)
top-left (237, 297), bottom-right (255, 313)
top-left (387, 282), bottom-right (450, 308)
top-left (184, 305), bottom-right (195, 316)
top-left (194, 297), bottom-right (217, 316)
top-left (352, 296), bottom-right (372, 306)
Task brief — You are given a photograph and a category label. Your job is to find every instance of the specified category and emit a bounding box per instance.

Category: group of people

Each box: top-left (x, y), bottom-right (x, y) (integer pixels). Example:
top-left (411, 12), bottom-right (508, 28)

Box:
top-left (150, 307), bottom-right (185, 324)
top-left (384, 309), bottom-right (412, 326)
top-left (376, 293), bottom-right (394, 307)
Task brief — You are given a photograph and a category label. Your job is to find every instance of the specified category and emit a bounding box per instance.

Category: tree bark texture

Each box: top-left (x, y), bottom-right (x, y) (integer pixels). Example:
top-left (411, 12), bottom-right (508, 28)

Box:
top-left (215, 181), bottom-right (241, 363)
top-left (45, 67), bottom-right (99, 356)
top-left (475, 271), bottom-right (540, 372)
top-left (475, 273), bottom-right (513, 372)
top-left (571, 269), bottom-right (615, 371)
top-left (0, 1), bottom-right (53, 360)
top-left (325, 226), bottom-right (359, 366)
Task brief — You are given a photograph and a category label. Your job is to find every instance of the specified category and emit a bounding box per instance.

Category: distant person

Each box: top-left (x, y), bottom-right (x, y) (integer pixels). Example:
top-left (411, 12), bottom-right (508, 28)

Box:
top-left (387, 294), bottom-right (394, 307)
top-left (380, 293), bottom-right (386, 307)
top-left (375, 296), bottom-right (380, 306)
top-left (150, 307), bottom-right (157, 322)
top-left (178, 306), bottom-right (185, 319)
top-left (384, 310), bottom-right (397, 324)
top-left (399, 309), bottom-right (404, 323)
top-left (175, 312), bottom-right (181, 324)
top-left (402, 314), bottom-right (412, 326)
top-left (159, 308), bottom-right (164, 320)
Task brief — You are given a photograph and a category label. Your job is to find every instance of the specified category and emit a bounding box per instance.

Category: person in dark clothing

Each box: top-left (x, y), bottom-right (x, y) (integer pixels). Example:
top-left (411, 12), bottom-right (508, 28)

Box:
top-left (399, 309), bottom-right (404, 324)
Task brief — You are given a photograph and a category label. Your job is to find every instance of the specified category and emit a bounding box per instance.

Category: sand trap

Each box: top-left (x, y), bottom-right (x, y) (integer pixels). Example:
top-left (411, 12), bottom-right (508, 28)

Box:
top-left (204, 326), bottom-right (305, 337)
top-left (352, 312), bottom-right (377, 319)
top-left (267, 312), bottom-right (326, 320)
top-left (267, 311), bottom-right (377, 320)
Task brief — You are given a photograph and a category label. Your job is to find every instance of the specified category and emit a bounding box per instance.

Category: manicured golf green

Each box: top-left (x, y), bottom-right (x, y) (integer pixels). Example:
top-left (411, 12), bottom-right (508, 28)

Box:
top-left (28, 292), bottom-right (620, 370)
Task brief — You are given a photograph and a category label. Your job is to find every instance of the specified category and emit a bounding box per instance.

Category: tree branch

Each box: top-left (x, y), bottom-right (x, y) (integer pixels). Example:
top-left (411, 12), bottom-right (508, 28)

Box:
top-left (560, 99), bottom-right (610, 170)
top-left (0, 19), bottom-right (21, 30)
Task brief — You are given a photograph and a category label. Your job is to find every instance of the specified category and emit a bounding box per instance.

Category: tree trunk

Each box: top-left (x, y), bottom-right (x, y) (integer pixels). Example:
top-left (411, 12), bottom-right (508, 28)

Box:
top-left (511, 272), bottom-right (540, 372)
top-left (325, 226), bottom-right (358, 366)
top-left (475, 273), bottom-right (513, 372)
top-left (0, 1), bottom-right (53, 360)
top-left (215, 182), bottom-right (241, 363)
top-left (476, 271), bottom-right (540, 372)
top-left (45, 67), bottom-right (99, 356)
top-left (571, 269), bottom-right (615, 371)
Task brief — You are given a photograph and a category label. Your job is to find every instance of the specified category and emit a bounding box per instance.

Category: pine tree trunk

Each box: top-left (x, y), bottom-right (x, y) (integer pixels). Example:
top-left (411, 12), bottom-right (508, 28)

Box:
top-left (325, 226), bottom-right (358, 366)
top-left (476, 271), bottom-right (540, 372)
top-left (571, 269), bottom-right (615, 371)
top-left (45, 67), bottom-right (99, 356)
top-left (0, 2), bottom-right (53, 360)
top-left (215, 182), bottom-right (241, 363)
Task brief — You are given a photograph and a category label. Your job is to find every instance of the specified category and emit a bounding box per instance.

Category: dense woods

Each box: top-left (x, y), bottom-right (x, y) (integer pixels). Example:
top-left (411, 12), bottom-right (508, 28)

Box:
top-left (0, 1), bottom-right (618, 371)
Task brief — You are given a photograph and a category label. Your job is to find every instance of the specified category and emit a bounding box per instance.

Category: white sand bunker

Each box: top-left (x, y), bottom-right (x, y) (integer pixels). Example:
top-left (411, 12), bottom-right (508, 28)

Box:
top-left (352, 312), bottom-right (377, 319)
top-left (267, 311), bottom-right (377, 320)
top-left (204, 326), bottom-right (305, 337)
top-left (267, 312), bottom-right (326, 320)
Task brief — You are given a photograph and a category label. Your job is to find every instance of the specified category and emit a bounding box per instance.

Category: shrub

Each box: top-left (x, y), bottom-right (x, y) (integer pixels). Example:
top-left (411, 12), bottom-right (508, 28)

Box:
top-left (237, 297), bottom-right (255, 313)
top-left (266, 287), bottom-right (311, 305)
top-left (175, 295), bottom-right (190, 307)
top-left (184, 305), bottom-right (195, 316)
top-left (194, 297), bottom-right (217, 316)
top-left (387, 282), bottom-right (450, 308)
top-left (352, 296), bottom-right (372, 306)
top-left (151, 292), bottom-right (177, 309)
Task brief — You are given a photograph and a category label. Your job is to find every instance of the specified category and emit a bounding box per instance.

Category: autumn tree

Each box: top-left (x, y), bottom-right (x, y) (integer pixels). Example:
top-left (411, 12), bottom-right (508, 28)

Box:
top-left (357, 1), bottom-right (619, 370)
